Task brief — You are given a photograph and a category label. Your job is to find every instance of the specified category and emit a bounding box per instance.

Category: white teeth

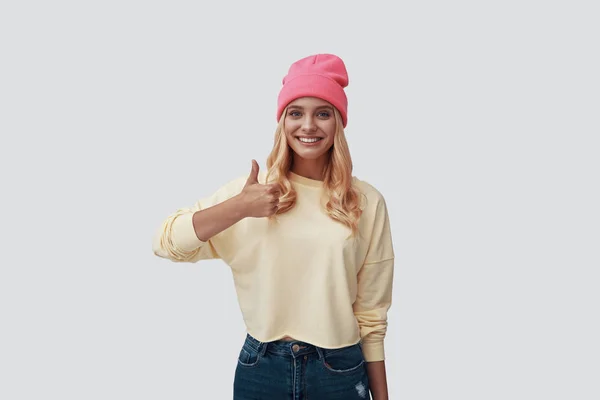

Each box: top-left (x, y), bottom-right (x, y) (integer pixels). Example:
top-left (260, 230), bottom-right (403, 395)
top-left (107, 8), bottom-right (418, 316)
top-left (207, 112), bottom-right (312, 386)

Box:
top-left (298, 137), bottom-right (322, 143)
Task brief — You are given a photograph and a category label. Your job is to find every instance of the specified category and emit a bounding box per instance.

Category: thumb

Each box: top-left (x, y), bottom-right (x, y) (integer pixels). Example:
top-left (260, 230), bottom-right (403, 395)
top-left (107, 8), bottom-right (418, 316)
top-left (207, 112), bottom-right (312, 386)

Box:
top-left (246, 159), bottom-right (259, 184)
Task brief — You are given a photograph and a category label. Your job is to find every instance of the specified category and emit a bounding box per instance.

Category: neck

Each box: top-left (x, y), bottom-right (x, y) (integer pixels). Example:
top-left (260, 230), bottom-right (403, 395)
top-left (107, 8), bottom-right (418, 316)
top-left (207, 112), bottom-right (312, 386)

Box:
top-left (290, 156), bottom-right (328, 181)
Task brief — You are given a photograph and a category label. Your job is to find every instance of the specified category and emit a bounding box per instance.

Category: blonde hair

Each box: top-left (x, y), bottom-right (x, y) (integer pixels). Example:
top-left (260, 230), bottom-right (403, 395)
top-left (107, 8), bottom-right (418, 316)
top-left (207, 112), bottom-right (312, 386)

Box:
top-left (265, 106), bottom-right (364, 238)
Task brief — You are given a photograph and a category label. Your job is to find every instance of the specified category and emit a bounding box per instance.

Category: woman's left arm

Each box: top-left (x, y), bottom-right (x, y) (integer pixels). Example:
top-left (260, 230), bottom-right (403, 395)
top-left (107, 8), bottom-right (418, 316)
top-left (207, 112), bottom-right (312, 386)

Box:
top-left (366, 360), bottom-right (389, 400)
top-left (353, 194), bottom-right (395, 399)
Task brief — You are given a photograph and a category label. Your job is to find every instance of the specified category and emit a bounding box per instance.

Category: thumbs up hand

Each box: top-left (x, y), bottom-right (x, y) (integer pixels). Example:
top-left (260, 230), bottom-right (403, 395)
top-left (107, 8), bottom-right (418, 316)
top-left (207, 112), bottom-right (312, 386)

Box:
top-left (239, 160), bottom-right (281, 218)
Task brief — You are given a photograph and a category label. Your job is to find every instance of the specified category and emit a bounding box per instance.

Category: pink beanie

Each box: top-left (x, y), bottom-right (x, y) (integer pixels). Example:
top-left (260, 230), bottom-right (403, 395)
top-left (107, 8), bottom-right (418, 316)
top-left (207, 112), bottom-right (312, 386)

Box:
top-left (277, 53), bottom-right (349, 127)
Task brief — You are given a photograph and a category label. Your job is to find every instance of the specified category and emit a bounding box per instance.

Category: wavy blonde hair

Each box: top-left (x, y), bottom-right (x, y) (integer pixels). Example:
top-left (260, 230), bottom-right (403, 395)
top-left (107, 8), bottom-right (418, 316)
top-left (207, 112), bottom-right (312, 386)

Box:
top-left (265, 105), bottom-right (364, 239)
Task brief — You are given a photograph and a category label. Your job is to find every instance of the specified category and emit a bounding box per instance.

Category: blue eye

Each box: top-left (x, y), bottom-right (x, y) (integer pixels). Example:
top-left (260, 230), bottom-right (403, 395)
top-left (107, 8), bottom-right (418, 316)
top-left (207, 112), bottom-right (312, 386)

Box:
top-left (318, 111), bottom-right (330, 118)
top-left (288, 111), bottom-right (301, 117)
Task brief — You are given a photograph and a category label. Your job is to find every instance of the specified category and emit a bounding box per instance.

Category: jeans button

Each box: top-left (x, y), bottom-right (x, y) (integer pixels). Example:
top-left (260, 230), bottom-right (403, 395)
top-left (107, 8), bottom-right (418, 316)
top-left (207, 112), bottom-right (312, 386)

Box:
top-left (292, 344), bottom-right (300, 352)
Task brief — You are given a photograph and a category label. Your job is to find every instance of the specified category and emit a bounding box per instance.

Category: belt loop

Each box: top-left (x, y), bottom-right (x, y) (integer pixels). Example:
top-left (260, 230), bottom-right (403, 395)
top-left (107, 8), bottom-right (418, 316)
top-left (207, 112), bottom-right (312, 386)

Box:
top-left (315, 346), bottom-right (325, 360)
top-left (259, 341), bottom-right (269, 356)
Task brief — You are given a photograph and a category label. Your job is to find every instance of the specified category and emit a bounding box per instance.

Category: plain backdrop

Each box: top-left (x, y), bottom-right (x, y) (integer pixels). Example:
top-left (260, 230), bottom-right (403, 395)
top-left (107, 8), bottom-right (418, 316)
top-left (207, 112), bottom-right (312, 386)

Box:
top-left (1, 1), bottom-right (598, 399)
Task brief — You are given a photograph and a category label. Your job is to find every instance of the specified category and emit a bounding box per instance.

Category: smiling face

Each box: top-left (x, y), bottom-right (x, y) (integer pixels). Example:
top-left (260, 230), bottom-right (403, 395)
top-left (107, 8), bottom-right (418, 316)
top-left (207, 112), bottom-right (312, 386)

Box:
top-left (284, 97), bottom-right (337, 162)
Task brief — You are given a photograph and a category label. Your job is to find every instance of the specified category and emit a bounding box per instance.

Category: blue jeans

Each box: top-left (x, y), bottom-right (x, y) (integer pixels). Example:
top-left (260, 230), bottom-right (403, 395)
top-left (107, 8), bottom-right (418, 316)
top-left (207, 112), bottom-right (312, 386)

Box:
top-left (233, 333), bottom-right (371, 399)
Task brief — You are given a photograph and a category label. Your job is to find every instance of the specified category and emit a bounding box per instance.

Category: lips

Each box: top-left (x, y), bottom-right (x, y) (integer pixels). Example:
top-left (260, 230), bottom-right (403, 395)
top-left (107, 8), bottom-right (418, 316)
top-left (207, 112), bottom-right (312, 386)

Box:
top-left (296, 136), bottom-right (324, 146)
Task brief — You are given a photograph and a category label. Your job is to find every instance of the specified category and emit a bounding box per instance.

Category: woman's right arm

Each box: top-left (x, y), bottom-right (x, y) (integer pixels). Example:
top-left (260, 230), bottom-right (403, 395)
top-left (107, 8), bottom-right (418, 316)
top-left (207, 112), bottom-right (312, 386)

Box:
top-left (152, 160), bottom-right (280, 263)
top-left (152, 193), bottom-right (248, 263)
top-left (191, 194), bottom-right (248, 242)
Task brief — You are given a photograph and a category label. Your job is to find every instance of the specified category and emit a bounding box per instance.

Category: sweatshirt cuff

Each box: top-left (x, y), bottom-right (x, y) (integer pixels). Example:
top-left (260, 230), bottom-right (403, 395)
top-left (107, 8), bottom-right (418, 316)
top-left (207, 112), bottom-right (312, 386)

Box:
top-left (361, 340), bottom-right (385, 362)
top-left (171, 212), bottom-right (206, 251)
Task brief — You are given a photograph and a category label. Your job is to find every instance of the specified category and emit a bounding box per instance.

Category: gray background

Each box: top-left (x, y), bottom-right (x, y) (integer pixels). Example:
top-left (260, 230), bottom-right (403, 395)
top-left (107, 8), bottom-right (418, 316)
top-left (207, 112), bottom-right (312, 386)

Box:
top-left (1, 1), bottom-right (598, 399)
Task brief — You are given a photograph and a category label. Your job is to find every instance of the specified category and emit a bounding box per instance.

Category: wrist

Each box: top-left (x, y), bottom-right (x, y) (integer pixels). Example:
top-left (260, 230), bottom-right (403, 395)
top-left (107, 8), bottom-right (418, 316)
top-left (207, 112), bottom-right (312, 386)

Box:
top-left (231, 194), bottom-right (249, 220)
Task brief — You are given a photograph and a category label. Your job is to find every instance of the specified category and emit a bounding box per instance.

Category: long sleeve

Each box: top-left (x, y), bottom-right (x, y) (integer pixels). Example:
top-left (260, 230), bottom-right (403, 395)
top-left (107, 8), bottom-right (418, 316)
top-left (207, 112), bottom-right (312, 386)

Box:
top-left (353, 195), bottom-right (395, 362)
top-left (152, 176), bottom-right (244, 263)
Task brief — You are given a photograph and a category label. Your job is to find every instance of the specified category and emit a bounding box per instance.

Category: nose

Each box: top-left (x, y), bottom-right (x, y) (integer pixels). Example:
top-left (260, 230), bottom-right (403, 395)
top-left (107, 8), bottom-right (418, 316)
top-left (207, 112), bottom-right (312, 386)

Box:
top-left (301, 116), bottom-right (317, 132)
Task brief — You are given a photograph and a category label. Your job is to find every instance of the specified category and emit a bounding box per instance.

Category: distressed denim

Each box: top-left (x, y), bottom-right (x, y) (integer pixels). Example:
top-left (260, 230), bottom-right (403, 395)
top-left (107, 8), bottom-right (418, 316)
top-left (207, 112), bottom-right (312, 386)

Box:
top-left (233, 333), bottom-right (371, 400)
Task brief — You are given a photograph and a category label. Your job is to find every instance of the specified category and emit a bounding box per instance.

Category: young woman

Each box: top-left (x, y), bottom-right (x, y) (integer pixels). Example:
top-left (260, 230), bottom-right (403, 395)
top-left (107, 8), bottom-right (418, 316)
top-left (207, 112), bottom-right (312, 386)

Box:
top-left (152, 53), bottom-right (395, 400)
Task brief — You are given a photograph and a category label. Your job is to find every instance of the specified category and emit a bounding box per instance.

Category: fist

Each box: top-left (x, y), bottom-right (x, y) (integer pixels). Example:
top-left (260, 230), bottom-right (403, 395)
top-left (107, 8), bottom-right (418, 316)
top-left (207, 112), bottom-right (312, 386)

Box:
top-left (239, 159), bottom-right (281, 218)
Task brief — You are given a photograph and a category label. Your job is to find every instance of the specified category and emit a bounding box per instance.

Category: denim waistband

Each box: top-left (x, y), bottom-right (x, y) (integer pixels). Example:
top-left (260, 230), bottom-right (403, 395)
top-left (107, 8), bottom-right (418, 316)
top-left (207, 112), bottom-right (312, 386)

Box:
top-left (243, 333), bottom-right (362, 360)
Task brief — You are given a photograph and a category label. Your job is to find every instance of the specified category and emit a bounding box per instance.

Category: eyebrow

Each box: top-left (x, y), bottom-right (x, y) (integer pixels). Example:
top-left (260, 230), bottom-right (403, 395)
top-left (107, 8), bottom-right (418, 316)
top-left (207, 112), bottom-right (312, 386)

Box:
top-left (287, 105), bottom-right (333, 111)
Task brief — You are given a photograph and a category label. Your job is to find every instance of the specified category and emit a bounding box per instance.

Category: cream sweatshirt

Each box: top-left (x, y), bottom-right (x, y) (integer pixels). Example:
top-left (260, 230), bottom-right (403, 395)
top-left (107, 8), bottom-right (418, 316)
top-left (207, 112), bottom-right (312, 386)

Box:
top-left (152, 170), bottom-right (395, 362)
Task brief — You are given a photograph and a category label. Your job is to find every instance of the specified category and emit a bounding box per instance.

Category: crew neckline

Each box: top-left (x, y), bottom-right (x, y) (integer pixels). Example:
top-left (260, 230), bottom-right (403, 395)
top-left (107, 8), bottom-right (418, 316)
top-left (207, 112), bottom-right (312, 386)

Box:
top-left (287, 171), bottom-right (324, 188)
